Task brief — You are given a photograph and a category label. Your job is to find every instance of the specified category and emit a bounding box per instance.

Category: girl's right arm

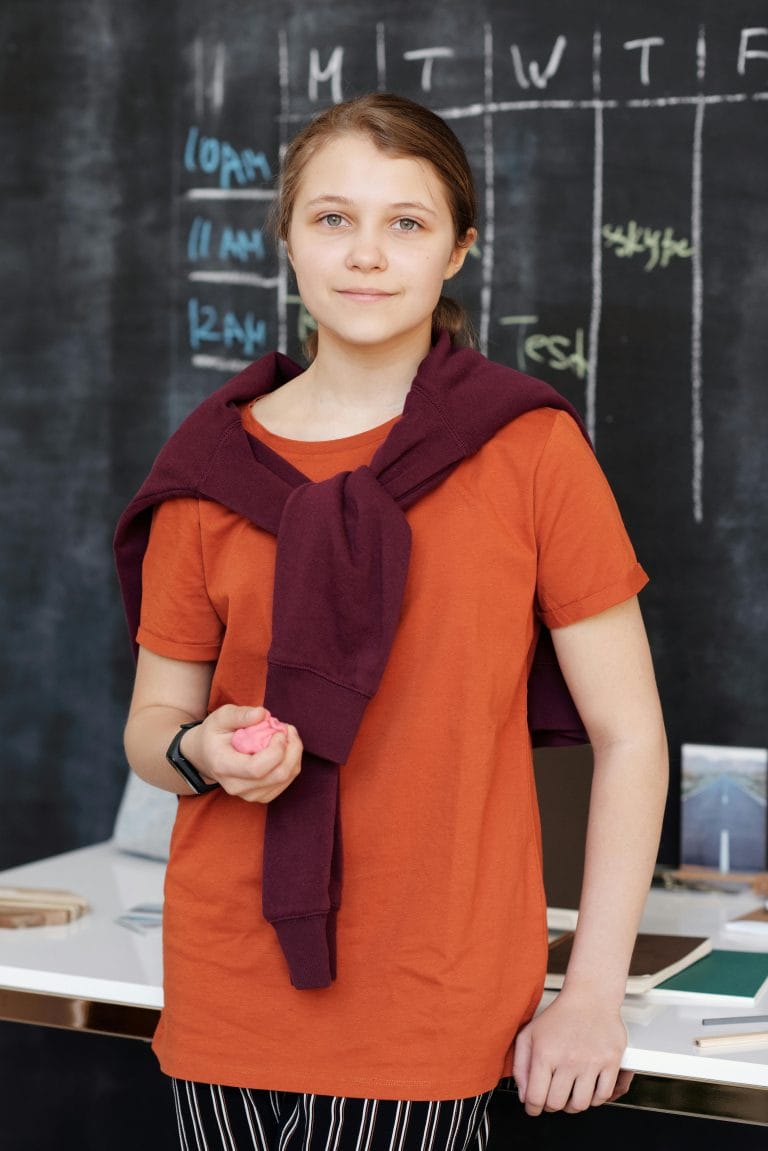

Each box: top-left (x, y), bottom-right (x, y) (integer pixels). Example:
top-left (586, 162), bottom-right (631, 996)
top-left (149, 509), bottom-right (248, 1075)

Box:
top-left (123, 647), bottom-right (302, 804)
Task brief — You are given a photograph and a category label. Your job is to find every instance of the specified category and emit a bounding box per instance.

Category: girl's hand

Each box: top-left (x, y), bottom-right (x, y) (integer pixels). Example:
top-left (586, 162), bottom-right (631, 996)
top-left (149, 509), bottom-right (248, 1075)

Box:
top-left (511, 987), bottom-right (633, 1115)
top-left (183, 705), bottom-right (302, 804)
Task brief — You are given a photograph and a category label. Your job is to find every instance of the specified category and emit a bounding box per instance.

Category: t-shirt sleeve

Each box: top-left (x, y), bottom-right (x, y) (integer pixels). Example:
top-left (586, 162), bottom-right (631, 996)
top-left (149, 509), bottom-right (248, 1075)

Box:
top-left (136, 497), bottom-right (224, 661)
top-left (534, 411), bottom-right (649, 628)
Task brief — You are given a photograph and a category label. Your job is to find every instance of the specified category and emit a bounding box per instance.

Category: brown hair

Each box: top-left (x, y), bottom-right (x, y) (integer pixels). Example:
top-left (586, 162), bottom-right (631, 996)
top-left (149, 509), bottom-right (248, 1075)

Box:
top-left (274, 92), bottom-right (478, 358)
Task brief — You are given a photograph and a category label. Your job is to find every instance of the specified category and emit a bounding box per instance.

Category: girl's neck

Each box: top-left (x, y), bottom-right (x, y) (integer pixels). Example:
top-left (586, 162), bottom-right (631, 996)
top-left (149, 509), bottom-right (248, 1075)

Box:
top-left (305, 331), bottom-right (429, 413)
top-left (251, 330), bottom-right (432, 441)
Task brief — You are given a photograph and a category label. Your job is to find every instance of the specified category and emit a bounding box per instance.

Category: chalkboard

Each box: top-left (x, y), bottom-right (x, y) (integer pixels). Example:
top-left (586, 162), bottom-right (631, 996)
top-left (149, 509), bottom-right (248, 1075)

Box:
top-left (2, 0), bottom-right (768, 873)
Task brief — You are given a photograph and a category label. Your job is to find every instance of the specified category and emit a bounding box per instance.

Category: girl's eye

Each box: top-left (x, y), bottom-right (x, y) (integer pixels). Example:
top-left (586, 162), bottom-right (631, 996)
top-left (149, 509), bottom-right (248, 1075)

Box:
top-left (395, 218), bottom-right (420, 232)
top-left (320, 213), bottom-right (345, 228)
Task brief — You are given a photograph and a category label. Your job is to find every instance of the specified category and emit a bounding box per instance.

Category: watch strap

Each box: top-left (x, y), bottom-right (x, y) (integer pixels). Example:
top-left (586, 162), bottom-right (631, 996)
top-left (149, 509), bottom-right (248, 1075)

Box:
top-left (166, 720), bottom-right (219, 794)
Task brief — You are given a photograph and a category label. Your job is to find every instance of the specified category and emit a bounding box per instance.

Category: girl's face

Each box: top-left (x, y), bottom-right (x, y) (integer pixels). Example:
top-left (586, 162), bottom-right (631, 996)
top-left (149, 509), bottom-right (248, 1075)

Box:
top-left (287, 133), bottom-right (474, 360)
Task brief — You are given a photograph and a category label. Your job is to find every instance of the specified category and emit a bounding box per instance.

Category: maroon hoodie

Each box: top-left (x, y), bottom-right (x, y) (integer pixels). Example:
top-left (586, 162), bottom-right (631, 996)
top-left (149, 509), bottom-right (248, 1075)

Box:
top-left (114, 332), bottom-right (590, 989)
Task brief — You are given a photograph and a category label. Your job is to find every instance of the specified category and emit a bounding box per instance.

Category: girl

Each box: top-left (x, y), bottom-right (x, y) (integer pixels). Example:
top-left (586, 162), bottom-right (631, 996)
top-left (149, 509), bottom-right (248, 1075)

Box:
top-left (115, 93), bottom-right (668, 1151)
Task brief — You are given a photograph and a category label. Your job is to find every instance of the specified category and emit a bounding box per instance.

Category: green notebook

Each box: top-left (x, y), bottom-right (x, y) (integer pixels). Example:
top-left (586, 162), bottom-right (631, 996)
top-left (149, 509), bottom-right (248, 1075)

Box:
top-left (645, 949), bottom-right (768, 1005)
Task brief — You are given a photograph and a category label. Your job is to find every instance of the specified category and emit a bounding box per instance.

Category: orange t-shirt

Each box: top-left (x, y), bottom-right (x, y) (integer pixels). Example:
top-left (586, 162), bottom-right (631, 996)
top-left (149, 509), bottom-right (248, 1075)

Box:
top-left (137, 403), bottom-right (648, 1099)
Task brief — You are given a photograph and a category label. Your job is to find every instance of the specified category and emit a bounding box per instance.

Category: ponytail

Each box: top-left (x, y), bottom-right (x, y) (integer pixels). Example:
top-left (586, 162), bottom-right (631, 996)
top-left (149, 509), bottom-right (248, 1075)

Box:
top-left (431, 295), bottom-right (477, 349)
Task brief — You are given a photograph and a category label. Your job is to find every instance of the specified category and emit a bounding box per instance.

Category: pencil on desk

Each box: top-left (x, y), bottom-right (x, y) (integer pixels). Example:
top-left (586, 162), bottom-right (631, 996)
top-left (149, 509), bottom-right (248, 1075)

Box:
top-left (702, 1014), bottom-right (768, 1026)
top-left (694, 1030), bottom-right (768, 1050)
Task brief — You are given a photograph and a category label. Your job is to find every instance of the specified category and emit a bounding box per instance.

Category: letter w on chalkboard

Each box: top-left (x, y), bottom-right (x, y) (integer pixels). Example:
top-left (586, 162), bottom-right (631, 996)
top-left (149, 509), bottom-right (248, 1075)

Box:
top-left (511, 36), bottom-right (567, 89)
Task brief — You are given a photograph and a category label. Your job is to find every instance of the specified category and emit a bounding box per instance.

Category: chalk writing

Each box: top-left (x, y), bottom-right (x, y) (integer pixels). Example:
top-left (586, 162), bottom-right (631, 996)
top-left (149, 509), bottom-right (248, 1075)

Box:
top-left (183, 126), bottom-right (272, 189)
top-left (188, 298), bottom-right (267, 357)
top-left (624, 38), bottom-right (665, 85)
top-left (510, 36), bottom-right (567, 89)
top-left (309, 47), bottom-right (344, 102)
top-left (602, 221), bottom-right (694, 270)
top-left (179, 15), bottom-right (768, 523)
top-left (219, 227), bottom-right (266, 263)
top-left (403, 48), bottom-right (455, 92)
top-left (192, 38), bottom-right (225, 115)
top-left (303, 25), bottom-right (767, 104)
top-left (187, 217), bottom-right (266, 263)
top-left (499, 316), bottom-right (589, 380)
top-left (286, 294), bottom-right (318, 344)
top-left (188, 217), bottom-right (212, 260)
top-left (738, 27), bottom-right (768, 74)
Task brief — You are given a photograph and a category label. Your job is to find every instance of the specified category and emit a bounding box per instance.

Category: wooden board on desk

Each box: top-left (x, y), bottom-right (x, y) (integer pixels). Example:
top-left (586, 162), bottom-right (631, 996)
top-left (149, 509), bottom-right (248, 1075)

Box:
top-left (0, 887), bottom-right (89, 929)
top-left (669, 866), bottom-right (768, 895)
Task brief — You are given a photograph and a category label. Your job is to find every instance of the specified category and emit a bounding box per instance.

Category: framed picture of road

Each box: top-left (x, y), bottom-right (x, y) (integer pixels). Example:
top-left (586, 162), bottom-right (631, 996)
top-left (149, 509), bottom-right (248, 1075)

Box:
top-left (680, 743), bottom-right (768, 872)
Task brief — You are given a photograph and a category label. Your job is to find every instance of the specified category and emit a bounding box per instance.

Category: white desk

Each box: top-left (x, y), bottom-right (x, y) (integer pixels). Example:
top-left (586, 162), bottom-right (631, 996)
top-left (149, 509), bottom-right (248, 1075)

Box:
top-left (1, 841), bottom-right (766, 1121)
top-left (618, 882), bottom-right (768, 1122)
top-left (0, 841), bottom-right (163, 1039)
top-left (622, 886), bottom-right (768, 1087)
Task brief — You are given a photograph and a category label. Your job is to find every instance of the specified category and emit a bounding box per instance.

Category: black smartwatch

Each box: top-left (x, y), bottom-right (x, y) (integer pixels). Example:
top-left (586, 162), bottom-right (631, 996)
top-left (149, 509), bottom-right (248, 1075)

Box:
top-left (165, 721), bottom-right (219, 794)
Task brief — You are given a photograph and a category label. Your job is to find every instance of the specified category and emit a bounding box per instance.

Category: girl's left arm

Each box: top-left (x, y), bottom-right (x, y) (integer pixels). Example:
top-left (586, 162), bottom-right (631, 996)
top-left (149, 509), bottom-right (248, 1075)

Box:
top-left (512, 594), bottom-right (669, 1116)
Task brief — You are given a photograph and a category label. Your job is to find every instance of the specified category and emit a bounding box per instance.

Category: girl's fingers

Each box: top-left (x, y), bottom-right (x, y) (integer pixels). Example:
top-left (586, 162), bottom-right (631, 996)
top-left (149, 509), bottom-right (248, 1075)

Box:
top-left (606, 1068), bottom-right (634, 1101)
top-left (216, 704), bottom-right (267, 732)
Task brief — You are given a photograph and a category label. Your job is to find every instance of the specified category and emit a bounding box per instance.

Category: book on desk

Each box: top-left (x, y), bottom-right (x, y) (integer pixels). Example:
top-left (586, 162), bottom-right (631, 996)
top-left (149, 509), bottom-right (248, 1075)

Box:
top-left (644, 948), bottom-right (768, 1006)
top-left (545, 931), bottom-right (713, 995)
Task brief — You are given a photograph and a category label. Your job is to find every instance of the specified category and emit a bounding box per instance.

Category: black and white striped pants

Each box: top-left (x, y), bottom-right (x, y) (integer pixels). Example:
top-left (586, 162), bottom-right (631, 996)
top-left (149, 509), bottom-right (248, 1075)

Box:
top-left (172, 1080), bottom-right (494, 1151)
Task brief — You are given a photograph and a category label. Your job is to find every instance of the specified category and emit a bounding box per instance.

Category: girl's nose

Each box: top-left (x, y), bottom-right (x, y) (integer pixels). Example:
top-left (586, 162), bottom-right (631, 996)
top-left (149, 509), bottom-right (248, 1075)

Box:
top-left (345, 230), bottom-right (387, 271)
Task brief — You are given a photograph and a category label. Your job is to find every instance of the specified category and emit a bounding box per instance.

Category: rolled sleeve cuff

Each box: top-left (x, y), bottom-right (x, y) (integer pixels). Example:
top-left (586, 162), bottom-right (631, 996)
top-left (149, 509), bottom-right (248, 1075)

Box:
top-left (539, 563), bottom-right (649, 629)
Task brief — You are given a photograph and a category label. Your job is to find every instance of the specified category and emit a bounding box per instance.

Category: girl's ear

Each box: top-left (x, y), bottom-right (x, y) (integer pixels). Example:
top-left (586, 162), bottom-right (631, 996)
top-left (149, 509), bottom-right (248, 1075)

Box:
top-left (444, 227), bottom-right (478, 281)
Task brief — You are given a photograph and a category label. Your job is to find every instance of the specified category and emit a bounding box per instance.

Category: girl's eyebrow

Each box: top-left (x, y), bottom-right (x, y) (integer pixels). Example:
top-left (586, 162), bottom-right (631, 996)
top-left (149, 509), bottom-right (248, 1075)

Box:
top-left (303, 194), bottom-right (436, 216)
top-left (392, 201), bottom-right (437, 215)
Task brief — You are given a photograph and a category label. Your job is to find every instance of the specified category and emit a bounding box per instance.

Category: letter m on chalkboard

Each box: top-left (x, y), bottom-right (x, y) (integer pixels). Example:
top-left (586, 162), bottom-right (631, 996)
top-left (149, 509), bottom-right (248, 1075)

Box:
top-left (309, 47), bottom-right (344, 103)
top-left (510, 36), bottom-right (567, 90)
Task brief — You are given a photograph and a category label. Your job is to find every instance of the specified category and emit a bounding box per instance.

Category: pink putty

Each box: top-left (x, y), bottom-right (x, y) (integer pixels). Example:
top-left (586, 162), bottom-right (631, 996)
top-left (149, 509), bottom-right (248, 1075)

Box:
top-left (231, 712), bottom-right (288, 754)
